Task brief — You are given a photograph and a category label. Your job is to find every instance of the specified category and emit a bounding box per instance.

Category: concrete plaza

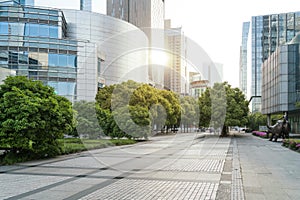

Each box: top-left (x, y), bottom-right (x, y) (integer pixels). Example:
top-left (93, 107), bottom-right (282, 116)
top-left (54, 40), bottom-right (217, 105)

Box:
top-left (0, 132), bottom-right (299, 200)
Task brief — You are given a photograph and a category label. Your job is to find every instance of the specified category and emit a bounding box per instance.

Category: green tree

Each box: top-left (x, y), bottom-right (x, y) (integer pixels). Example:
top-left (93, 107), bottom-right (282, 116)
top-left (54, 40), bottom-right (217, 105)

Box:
top-left (198, 82), bottom-right (249, 136)
top-left (180, 96), bottom-right (199, 133)
top-left (159, 90), bottom-right (181, 133)
top-left (198, 88), bottom-right (211, 128)
top-left (73, 101), bottom-right (102, 139)
top-left (0, 76), bottom-right (75, 158)
top-left (246, 112), bottom-right (267, 131)
top-left (95, 80), bottom-right (181, 138)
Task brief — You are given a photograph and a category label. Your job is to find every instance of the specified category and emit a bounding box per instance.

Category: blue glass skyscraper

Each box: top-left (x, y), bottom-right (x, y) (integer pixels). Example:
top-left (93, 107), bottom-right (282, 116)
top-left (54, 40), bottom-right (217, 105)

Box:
top-left (251, 11), bottom-right (300, 112)
top-left (240, 22), bottom-right (250, 97)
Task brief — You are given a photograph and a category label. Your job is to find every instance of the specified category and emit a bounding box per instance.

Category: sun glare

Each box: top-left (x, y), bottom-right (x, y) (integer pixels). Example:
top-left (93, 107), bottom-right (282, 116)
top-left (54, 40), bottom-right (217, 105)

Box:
top-left (150, 50), bottom-right (169, 65)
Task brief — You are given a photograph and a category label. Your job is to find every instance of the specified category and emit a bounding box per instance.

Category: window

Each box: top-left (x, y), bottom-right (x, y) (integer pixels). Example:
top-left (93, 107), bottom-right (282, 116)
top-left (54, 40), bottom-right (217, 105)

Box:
top-left (58, 54), bottom-right (67, 66)
top-left (49, 26), bottom-right (58, 38)
top-left (39, 24), bottom-right (49, 37)
top-left (67, 55), bottom-right (76, 68)
top-left (48, 53), bottom-right (58, 66)
top-left (0, 22), bottom-right (8, 34)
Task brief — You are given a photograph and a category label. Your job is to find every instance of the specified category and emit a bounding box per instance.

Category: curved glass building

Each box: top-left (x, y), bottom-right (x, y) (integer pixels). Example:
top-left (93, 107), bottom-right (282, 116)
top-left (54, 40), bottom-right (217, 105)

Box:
top-left (0, 1), bottom-right (149, 102)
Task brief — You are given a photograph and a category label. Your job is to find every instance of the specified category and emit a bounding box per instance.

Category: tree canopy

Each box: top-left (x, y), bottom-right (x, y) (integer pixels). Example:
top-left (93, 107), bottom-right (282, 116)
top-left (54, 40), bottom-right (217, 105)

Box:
top-left (198, 82), bottom-right (249, 136)
top-left (0, 76), bottom-right (75, 157)
top-left (95, 80), bottom-right (181, 139)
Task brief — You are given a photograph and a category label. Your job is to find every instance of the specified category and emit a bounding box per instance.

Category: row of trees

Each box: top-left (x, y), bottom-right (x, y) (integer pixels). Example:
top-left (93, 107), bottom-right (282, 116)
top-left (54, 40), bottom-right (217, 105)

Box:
top-left (93, 80), bottom-right (250, 138)
top-left (0, 76), bottom-right (255, 159)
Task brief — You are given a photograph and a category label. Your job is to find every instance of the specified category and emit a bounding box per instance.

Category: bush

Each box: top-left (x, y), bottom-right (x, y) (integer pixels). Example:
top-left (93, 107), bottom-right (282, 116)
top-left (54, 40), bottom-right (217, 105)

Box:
top-left (282, 139), bottom-right (300, 152)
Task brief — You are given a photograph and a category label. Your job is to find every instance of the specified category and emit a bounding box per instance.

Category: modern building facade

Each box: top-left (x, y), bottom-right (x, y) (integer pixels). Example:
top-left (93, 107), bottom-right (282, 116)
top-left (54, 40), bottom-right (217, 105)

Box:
top-left (239, 21), bottom-right (250, 96)
top-left (62, 9), bottom-right (148, 89)
top-left (107, 0), bottom-right (165, 30)
top-left (0, 1), bottom-right (149, 102)
top-left (164, 19), bottom-right (188, 95)
top-left (0, 0), bottom-right (34, 6)
top-left (107, 0), bottom-right (165, 88)
top-left (0, 1), bottom-right (78, 101)
top-left (251, 11), bottom-right (300, 112)
top-left (262, 35), bottom-right (300, 133)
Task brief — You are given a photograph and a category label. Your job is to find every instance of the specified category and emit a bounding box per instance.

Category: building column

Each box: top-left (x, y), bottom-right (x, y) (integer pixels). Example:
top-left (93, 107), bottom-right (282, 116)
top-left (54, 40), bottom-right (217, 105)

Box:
top-left (267, 114), bottom-right (271, 126)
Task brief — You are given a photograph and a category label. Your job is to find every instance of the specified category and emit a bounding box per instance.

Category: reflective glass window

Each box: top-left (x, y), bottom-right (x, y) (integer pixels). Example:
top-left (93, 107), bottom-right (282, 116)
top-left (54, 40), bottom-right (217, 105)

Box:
top-left (25, 23), bottom-right (39, 37)
top-left (0, 22), bottom-right (8, 34)
top-left (48, 53), bottom-right (58, 66)
top-left (9, 23), bottom-right (23, 35)
top-left (39, 24), bottom-right (49, 37)
top-left (67, 55), bottom-right (76, 68)
top-left (48, 81), bottom-right (75, 96)
top-left (49, 16), bottom-right (58, 21)
top-left (59, 54), bottom-right (67, 66)
top-left (49, 26), bottom-right (58, 38)
top-left (0, 51), bottom-right (8, 64)
top-left (19, 52), bottom-right (28, 64)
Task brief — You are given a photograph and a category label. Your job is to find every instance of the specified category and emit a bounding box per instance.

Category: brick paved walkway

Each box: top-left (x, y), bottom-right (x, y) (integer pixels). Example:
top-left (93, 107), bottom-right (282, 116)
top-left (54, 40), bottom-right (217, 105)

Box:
top-left (0, 133), bottom-right (233, 200)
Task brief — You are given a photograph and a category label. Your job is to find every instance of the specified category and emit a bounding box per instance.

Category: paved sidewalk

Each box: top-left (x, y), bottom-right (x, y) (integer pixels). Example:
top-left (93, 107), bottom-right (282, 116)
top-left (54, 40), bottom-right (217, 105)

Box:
top-left (234, 133), bottom-right (300, 200)
top-left (1, 132), bottom-right (298, 199)
top-left (0, 133), bottom-right (232, 200)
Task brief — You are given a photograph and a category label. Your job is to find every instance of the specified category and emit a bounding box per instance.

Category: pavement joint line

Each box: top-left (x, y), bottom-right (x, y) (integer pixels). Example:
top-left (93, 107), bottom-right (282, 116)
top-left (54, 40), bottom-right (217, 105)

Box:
top-left (1, 134), bottom-right (197, 174)
top-left (64, 172), bottom-right (133, 200)
top-left (231, 138), bottom-right (245, 200)
top-left (124, 175), bottom-right (220, 183)
top-left (3, 134), bottom-right (203, 199)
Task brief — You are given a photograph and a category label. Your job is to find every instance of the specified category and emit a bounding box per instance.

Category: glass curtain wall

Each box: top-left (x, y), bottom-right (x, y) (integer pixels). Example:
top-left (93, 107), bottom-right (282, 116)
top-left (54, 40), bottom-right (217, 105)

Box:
top-left (0, 3), bottom-right (78, 101)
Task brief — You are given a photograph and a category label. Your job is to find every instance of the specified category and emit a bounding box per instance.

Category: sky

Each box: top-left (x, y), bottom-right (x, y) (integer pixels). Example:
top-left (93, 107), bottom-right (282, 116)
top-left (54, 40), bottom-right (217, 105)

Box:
top-left (35, 0), bottom-right (300, 91)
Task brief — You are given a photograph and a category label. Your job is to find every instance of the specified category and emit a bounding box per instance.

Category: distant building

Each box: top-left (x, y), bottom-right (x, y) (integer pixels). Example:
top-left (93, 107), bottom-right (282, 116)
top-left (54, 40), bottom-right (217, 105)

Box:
top-left (189, 73), bottom-right (209, 98)
top-left (251, 11), bottom-right (300, 112)
top-left (80, 0), bottom-right (91, 11)
top-left (107, 0), bottom-right (165, 29)
top-left (262, 34), bottom-right (300, 133)
top-left (164, 19), bottom-right (188, 95)
top-left (239, 22), bottom-right (250, 96)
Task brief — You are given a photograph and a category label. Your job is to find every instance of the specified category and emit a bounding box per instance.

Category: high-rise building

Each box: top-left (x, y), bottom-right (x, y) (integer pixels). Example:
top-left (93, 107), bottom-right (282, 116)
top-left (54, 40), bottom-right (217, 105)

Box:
top-left (107, 0), bottom-right (164, 29)
top-left (239, 22), bottom-right (250, 97)
top-left (80, 0), bottom-right (91, 11)
top-left (251, 11), bottom-right (300, 112)
top-left (164, 19), bottom-right (187, 95)
top-left (107, 0), bottom-right (165, 87)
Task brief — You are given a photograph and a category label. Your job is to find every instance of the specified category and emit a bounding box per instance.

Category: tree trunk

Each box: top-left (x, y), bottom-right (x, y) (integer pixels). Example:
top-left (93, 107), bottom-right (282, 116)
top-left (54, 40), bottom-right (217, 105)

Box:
top-left (221, 126), bottom-right (228, 137)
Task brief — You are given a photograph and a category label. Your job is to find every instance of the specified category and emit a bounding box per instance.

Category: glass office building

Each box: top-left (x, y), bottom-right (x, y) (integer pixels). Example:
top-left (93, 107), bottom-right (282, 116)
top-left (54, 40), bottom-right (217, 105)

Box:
top-left (0, 1), bottom-right (149, 102)
top-left (0, 0), bottom-right (33, 6)
top-left (251, 11), bottom-right (300, 112)
top-left (0, 1), bottom-right (78, 101)
top-left (239, 22), bottom-right (250, 96)
top-left (262, 35), bottom-right (300, 133)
